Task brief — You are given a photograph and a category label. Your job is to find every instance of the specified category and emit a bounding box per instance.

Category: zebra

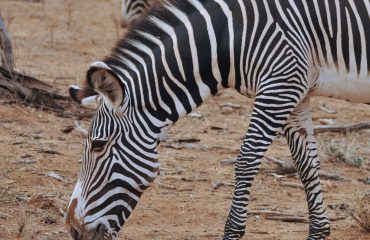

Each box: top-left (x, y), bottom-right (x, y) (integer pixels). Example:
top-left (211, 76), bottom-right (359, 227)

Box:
top-left (120, 0), bottom-right (154, 27)
top-left (66, 0), bottom-right (370, 239)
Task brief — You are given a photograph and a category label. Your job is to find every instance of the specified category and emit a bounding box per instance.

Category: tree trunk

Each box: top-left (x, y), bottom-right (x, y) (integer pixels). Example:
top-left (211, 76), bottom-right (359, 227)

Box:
top-left (0, 16), bottom-right (14, 70)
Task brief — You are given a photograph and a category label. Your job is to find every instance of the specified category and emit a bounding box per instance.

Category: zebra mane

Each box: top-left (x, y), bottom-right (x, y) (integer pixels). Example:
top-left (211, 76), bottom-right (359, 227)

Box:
top-left (105, 0), bottom-right (186, 64)
top-left (124, 0), bottom-right (178, 29)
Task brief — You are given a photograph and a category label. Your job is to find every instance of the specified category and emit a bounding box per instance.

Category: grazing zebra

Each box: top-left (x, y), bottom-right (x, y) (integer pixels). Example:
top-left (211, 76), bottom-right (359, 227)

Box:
top-left (66, 0), bottom-right (370, 239)
top-left (120, 0), bottom-right (153, 27)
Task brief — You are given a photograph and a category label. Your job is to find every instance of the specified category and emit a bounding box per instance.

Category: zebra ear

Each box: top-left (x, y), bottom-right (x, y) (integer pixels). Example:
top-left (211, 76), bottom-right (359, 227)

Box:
top-left (87, 62), bottom-right (124, 108)
top-left (69, 85), bottom-right (99, 105)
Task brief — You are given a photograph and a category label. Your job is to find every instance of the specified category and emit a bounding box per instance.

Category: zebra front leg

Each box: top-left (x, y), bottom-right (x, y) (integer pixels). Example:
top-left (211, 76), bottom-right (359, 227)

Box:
top-left (283, 97), bottom-right (330, 240)
top-left (223, 92), bottom-right (304, 239)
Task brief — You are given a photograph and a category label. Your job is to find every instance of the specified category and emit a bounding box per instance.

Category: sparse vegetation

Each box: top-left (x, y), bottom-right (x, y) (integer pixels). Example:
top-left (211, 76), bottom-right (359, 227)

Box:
top-left (16, 212), bottom-right (28, 237)
top-left (349, 192), bottom-right (370, 232)
top-left (0, 0), bottom-right (369, 239)
top-left (0, 185), bottom-right (14, 204)
top-left (320, 138), bottom-right (365, 168)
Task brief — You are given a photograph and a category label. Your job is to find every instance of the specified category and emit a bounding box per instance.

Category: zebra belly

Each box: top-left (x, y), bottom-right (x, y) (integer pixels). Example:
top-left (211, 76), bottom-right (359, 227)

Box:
top-left (312, 67), bottom-right (370, 104)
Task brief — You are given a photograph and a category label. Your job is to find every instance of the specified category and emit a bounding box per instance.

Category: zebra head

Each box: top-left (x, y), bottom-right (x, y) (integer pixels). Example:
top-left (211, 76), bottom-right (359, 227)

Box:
top-left (66, 61), bottom-right (160, 240)
top-left (120, 0), bottom-right (151, 27)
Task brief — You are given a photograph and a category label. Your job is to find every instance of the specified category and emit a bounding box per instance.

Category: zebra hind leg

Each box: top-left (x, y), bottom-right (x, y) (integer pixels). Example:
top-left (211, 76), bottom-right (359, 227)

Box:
top-left (223, 90), bottom-right (306, 239)
top-left (283, 97), bottom-right (330, 240)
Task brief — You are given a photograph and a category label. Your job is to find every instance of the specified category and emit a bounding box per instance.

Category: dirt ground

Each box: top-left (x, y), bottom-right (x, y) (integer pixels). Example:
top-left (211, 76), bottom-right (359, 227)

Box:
top-left (0, 1), bottom-right (369, 240)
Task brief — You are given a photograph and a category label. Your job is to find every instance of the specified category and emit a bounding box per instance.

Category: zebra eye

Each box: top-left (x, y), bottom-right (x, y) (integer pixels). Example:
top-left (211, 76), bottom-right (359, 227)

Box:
top-left (90, 139), bottom-right (108, 152)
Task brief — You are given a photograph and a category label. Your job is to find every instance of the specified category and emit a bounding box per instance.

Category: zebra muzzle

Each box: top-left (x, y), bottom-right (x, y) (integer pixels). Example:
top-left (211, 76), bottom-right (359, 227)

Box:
top-left (69, 224), bottom-right (111, 240)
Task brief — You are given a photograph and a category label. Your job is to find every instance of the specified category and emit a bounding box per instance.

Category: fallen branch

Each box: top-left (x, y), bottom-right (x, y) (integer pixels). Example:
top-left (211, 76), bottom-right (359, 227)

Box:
top-left (45, 171), bottom-right (65, 182)
top-left (266, 215), bottom-right (345, 223)
top-left (264, 155), bottom-right (347, 181)
top-left (220, 103), bottom-right (241, 110)
top-left (266, 215), bottom-right (308, 223)
top-left (220, 156), bottom-right (297, 175)
top-left (187, 112), bottom-right (203, 119)
top-left (319, 103), bottom-right (337, 114)
top-left (175, 138), bottom-right (201, 143)
top-left (0, 66), bottom-right (65, 98)
top-left (56, 111), bottom-right (94, 119)
top-left (264, 156), bottom-right (296, 175)
top-left (249, 231), bottom-right (269, 235)
top-left (161, 175), bottom-right (208, 182)
top-left (319, 118), bottom-right (335, 125)
top-left (211, 180), bottom-right (233, 190)
top-left (263, 156), bottom-right (345, 181)
top-left (156, 182), bottom-right (176, 190)
top-left (264, 156), bottom-right (292, 169)
top-left (0, 20), bottom-right (70, 113)
top-left (37, 149), bottom-right (62, 155)
top-left (281, 181), bottom-right (303, 189)
top-left (320, 171), bottom-right (345, 181)
top-left (314, 122), bottom-right (370, 134)
top-left (248, 210), bottom-right (282, 216)
top-left (11, 159), bottom-right (37, 165)
top-left (220, 157), bottom-right (237, 165)
top-left (0, 73), bottom-right (66, 110)
top-left (265, 170), bottom-right (285, 178)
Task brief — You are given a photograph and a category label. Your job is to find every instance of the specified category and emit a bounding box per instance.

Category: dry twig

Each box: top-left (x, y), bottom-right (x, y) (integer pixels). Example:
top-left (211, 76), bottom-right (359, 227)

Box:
top-left (319, 103), bottom-right (337, 114)
top-left (45, 171), bottom-right (65, 182)
top-left (248, 210), bottom-right (282, 216)
top-left (211, 180), bottom-right (233, 190)
top-left (264, 156), bottom-right (296, 175)
top-left (266, 215), bottom-right (308, 223)
top-left (266, 215), bottom-right (344, 223)
top-left (220, 157), bottom-right (237, 165)
top-left (314, 122), bottom-right (370, 134)
top-left (281, 181), bottom-right (303, 189)
top-left (348, 193), bottom-right (370, 232)
top-left (320, 172), bottom-right (345, 181)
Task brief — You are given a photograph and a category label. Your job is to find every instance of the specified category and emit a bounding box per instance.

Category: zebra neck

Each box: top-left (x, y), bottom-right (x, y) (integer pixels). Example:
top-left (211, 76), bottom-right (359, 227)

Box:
top-left (106, 0), bottom-right (248, 125)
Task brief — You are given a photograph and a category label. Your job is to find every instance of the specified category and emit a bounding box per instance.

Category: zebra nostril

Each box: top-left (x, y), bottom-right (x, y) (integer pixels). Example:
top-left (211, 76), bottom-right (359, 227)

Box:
top-left (71, 227), bottom-right (79, 240)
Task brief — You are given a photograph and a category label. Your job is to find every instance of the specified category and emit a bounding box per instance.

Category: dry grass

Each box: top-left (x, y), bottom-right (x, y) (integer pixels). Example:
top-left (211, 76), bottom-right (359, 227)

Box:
top-left (48, 19), bottom-right (58, 47)
top-left (66, 0), bottom-right (74, 29)
top-left (320, 138), bottom-right (365, 168)
top-left (349, 192), bottom-right (370, 232)
top-left (0, 186), bottom-right (13, 204)
top-left (16, 209), bottom-right (28, 237)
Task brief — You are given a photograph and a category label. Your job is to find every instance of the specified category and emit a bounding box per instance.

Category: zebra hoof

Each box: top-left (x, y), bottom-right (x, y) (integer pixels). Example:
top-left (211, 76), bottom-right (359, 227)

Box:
top-left (306, 237), bottom-right (329, 240)
top-left (306, 228), bottom-right (331, 240)
top-left (222, 235), bottom-right (240, 240)
top-left (222, 232), bottom-right (244, 240)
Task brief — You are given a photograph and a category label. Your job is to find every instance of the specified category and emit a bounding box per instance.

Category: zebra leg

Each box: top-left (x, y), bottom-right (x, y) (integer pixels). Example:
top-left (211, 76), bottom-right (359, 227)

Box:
top-left (283, 97), bottom-right (330, 240)
top-left (223, 91), bottom-right (305, 239)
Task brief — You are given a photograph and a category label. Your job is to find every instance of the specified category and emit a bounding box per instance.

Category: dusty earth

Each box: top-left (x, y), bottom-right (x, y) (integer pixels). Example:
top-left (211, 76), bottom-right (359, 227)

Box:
top-left (0, 1), bottom-right (369, 240)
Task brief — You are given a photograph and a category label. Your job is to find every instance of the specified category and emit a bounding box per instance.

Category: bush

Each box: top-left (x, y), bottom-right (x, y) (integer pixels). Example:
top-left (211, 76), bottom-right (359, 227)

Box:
top-left (320, 139), bottom-right (365, 168)
top-left (349, 192), bottom-right (370, 232)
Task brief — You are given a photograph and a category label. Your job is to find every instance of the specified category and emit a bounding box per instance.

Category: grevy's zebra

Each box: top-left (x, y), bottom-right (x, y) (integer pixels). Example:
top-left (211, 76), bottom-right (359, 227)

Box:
top-left (66, 0), bottom-right (370, 239)
top-left (120, 0), bottom-right (153, 27)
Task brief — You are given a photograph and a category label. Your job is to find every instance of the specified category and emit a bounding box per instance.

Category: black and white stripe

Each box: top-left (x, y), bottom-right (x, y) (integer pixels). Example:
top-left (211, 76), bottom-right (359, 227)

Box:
top-left (67, 0), bottom-right (369, 239)
top-left (120, 0), bottom-right (154, 27)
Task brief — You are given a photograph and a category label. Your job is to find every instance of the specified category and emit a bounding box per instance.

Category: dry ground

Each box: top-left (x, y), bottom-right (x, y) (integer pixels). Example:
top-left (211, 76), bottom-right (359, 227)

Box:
top-left (0, 1), bottom-right (369, 239)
